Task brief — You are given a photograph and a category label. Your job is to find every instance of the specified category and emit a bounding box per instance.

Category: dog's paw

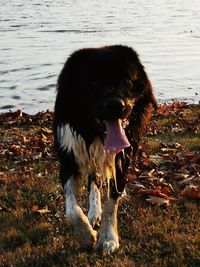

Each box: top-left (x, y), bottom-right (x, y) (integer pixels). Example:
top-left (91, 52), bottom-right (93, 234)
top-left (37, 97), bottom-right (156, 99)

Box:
top-left (95, 239), bottom-right (119, 254)
top-left (74, 227), bottom-right (97, 248)
top-left (88, 206), bottom-right (102, 229)
top-left (86, 229), bottom-right (98, 248)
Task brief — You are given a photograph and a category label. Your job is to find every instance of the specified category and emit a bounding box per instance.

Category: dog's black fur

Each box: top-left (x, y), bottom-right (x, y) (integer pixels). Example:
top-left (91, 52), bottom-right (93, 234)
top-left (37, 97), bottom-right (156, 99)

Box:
top-left (54, 44), bottom-right (157, 189)
top-left (53, 45), bottom-right (157, 251)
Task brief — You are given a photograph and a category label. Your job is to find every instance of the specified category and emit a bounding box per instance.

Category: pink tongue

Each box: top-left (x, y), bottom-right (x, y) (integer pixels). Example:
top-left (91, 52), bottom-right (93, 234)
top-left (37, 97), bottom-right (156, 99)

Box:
top-left (104, 119), bottom-right (130, 153)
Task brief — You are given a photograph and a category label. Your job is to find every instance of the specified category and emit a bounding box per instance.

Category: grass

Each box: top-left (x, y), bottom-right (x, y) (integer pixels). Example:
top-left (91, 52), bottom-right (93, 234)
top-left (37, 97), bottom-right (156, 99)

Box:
top-left (146, 132), bottom-right (200, 152)
top-left (0, 104), bottom-right (200, 266)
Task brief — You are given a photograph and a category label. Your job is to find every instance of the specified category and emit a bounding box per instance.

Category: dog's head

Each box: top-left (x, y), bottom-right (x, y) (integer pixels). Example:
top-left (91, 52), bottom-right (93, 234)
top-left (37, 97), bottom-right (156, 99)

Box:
top-left (91, 83), bottom-right (137, 153)
top-left (91, 77), bottom-right (157, 152)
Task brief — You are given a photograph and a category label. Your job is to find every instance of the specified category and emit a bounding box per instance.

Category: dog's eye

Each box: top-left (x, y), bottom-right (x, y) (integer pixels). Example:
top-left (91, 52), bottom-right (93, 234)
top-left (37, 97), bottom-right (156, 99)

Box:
top-left (125, 89), bottom-right (133, 98)
top-left (122, 87), bottom-right (133, 98)
top-left (121, 79), bottom-right (134, 98)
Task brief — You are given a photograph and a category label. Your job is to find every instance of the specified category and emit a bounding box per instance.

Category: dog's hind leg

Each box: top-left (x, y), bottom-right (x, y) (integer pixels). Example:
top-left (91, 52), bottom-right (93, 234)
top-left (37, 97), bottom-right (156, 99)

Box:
top-left (87, 172), bottom-right (102, 229)
top-left (64, 177), bottom-right (97, 248)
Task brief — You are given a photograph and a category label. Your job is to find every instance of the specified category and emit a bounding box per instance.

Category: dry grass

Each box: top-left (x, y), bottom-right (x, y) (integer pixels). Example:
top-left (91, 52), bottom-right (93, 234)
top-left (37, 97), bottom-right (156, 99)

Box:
top-left (0, 104), bottom-right (200, 267)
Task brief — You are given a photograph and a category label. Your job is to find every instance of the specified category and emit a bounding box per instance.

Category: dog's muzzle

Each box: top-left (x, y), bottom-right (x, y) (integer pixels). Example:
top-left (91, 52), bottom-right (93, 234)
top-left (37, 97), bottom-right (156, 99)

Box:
top-left (95, 95), bottom-right (130, 153)
top-left (100, 96), bottom-right (125, 121)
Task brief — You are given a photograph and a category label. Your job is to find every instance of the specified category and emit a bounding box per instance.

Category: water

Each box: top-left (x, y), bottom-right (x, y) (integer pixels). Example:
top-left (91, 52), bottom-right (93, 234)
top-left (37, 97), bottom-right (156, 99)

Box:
top-left (0, 0), bottom-right (200, 113)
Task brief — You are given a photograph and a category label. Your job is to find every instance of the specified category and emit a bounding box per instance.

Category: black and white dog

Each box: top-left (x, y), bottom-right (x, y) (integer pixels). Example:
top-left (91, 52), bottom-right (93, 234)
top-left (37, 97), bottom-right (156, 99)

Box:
top-left (53, 45), bottom-right (157, 253)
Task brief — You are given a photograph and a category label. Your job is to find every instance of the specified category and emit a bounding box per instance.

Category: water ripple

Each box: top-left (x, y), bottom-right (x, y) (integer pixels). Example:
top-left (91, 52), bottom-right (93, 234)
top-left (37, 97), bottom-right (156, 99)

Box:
top-left (0, 0), bottom-right (200, 112)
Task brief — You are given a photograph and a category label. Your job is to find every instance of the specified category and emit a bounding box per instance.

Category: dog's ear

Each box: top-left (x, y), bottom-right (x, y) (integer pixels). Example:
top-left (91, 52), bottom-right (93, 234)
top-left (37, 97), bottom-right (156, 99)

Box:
top-left (146, 78), bottom-right (158, 110)
top-left (126, 70), bottom-right (157, 158)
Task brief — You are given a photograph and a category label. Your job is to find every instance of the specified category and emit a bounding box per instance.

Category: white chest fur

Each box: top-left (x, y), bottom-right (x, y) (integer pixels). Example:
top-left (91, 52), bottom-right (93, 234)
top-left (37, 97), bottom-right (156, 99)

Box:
top-left (57, 124), bottom-right (115, 178)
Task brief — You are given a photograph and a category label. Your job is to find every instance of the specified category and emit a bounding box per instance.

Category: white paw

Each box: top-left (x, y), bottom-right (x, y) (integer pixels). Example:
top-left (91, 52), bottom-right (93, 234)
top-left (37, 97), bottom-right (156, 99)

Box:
top-left (74, 226), bottom-right (97, 248)
top-left (95, 239), bottom-right (119, 254)
top-left (67, 204), bottom-right (98, 248)
top-left (88, 206), bottom-right (102, 228)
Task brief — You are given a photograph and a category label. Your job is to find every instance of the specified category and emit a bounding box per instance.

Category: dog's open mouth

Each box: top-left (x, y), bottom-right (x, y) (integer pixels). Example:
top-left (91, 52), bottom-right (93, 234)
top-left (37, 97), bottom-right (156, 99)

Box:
top-left (104, 119), bottom-right (130, 153)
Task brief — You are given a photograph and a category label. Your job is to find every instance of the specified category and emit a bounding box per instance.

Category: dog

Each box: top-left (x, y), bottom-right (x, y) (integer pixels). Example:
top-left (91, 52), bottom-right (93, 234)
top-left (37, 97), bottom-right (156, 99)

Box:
top-left (53, 45), bottom-right (157, 254)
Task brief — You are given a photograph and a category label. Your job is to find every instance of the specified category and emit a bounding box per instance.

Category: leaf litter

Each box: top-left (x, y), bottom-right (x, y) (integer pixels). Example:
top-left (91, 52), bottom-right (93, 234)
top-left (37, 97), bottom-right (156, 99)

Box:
top-left (127, 102), bottom-right (200, 206)
top-left (0, 103), bottom-right (200, 211)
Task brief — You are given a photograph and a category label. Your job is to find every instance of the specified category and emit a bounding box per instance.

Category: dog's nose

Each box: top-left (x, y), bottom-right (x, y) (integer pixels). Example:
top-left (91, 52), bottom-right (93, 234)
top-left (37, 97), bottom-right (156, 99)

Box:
top-left (103, 97), bottom-right (125, 116)
top-left (104, 98), bottom-right (125, 112)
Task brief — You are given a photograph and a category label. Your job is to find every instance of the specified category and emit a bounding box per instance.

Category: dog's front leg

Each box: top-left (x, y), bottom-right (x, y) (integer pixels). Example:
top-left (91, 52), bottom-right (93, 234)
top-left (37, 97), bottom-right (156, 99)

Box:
top-left (64, 177), bottom-right (97, 248)
top-left (95, 154), bottom-right (126, 254)
top-left (95, 195), bottom-right (119, 254)
top-left (87, 173), bottom-right (102, 228)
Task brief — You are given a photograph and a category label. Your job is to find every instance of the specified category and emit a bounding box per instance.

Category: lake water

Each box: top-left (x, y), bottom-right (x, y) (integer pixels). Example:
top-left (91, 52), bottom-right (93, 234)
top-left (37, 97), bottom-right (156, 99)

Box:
top-left (0, 0), bottom-right (200, 114)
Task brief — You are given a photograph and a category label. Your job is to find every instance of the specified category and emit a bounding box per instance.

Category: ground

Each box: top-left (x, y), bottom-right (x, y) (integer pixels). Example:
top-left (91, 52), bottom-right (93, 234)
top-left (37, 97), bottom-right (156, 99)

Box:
top-left (0, 103), bottom-right (199, 267)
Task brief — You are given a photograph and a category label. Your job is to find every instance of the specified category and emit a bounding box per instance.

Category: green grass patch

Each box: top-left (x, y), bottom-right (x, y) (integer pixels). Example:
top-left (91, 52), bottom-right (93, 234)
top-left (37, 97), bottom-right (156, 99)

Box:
top-left (147, 132), bottom-right (200, 152)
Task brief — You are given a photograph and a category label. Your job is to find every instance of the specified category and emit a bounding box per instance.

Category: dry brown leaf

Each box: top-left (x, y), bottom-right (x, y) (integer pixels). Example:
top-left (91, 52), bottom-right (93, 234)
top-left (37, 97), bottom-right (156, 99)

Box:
top-left (161, 148), bottom-right (177, 153)
top-left (174, 173), bottom-right (190, 180)
top-left (160, 186), bottom-right (173, 195)
top-left (138, 172), bottom-right (150, 179)
top-left (178, 176), bottom-right (200, 186)
top-left (32, 152), bottom-right (42, 160)
top-left (139, 188), bottom-right (176, 200)
top-left (126, 173), bottom-right (137, 181)
top-left (0, 172), bottom-right (6, 178)
top-left (149, 155), bottom-right (167, 165)
top-left (41, 127), bottom-right (52, 134)
top-left (146, 196), bottom-right (170, 206)
top-left (0, 206), bottom-right (9, 212)
top-left (148, 169), bottom-right (156, 177)
top-left (36, 207), bottom-right (51, 214)
top-left (31, 205), bottom-right (40, 213)
top-left (131, 182), bottom-right (146, 193)
top-left (181, 185), bottom-right (200, 200)
top-left (32, 206), bottom-right (50, 214)
top-left (182, 153), bottom-right (199, 161)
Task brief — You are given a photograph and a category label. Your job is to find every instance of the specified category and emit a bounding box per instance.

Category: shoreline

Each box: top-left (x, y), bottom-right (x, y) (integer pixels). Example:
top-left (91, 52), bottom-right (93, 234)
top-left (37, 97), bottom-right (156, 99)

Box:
top-left (0, 101), bottom-right (199, 124)
top-left (0, 96), bottom-right (199, 115)
top-left (0, 100), bottom-right (199, 116)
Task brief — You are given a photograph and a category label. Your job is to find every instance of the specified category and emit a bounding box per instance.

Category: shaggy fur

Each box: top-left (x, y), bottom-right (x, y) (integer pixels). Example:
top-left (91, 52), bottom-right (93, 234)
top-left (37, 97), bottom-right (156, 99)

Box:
top-left (53, 45), bottom-right (157, 253)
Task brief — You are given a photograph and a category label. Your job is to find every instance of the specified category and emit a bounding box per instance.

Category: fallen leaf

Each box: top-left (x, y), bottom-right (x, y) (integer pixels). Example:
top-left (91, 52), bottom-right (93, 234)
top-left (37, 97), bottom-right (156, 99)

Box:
top-left (41, 127), bottom-right (52, 134)
top-left (178, 176), bottom-right (200, 186)
top-left (126, 173), bottom-right (137, 181)
top-left (148, 169), bottom-right (156, 177)
top-left (149, 155), bottom-right (167, 165)
top-left (131, 182), bottom-right (146, 193)
top-left (31, 205), bottom-right (40, 212)
top-left (161, 148), bottom-right (177, 153)
top-left (146, 196), bottom-right (170, 206)
top-left (36, 207), bottom-right (51, 214)
top-left (0, 206), bottom-right (9, 212)
top-left (160, 186), bottom-right (173, 195)
top-left (31, 205), bottom-right (50, 214)
top-left (32, 152), bottom-right (42, 160)
top-left (139, 188), bottom-right (176, 200)
top-left (182, 153), bottom-right (198, 161)
top-left (180, 102), bottom-right (187, 108)
top-left (0, 172), bottom-right (6, 178)
top-left (138, 171), bottom-right (150, 179)
top-left (181, 185), bottom-right (200, 200)
top-left (174, 173), bottom-right (190, 180)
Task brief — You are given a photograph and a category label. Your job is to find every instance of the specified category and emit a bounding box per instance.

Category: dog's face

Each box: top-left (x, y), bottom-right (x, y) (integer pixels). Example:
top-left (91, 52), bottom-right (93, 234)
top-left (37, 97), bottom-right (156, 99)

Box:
top-left (86, 78), bottom-right (147, 153)
top-left (94, 83), bottom-right (136, 122)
